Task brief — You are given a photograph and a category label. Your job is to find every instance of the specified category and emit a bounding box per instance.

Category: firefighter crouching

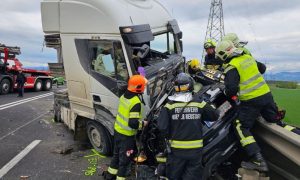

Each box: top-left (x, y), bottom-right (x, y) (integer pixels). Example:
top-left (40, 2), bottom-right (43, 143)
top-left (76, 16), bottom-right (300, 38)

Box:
top-left (157, 73), bottom-right (219, 180)
top-left (104, 75), bottom-right (148, 180)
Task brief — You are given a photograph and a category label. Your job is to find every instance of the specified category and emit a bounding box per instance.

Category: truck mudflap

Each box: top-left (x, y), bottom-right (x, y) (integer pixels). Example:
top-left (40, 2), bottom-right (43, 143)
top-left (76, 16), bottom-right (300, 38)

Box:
top-left (253, 118), bottom-right (300, 179)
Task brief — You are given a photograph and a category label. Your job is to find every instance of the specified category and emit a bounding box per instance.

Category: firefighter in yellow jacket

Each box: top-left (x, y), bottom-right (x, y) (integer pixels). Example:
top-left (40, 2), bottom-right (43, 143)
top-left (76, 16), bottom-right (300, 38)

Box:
top-left (215, 40), bottom-right (282, 172)
top-left (105, 75), bottom-right (148, 180)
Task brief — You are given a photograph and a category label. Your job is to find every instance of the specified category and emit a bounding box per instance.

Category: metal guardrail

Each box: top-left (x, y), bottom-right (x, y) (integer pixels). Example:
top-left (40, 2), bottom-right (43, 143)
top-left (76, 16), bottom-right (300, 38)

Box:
top-left (254, 118), bottom-right (300, 179)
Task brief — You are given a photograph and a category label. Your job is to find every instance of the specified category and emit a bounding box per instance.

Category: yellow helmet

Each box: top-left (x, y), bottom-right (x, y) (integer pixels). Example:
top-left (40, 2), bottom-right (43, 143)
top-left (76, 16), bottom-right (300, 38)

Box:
top-left (189, 58), bottom-right (201, 69)
top-left (204, 39), bottom-right (217, 49)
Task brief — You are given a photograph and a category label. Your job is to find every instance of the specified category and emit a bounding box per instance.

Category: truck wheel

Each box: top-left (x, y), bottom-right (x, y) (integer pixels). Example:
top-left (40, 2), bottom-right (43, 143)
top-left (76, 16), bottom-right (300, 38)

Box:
top-left (34, 79), bottom-right (42, 92)
top-left (42, 79), bottom-right (52, 91)
top-left (0, 79), bottom-right (11, 95)
top-left (87, 121), bottom-right (112, 155)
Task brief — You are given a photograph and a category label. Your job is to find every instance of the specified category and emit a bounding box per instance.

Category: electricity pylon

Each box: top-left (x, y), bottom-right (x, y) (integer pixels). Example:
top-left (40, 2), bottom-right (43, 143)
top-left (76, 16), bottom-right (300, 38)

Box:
top-left (202, 0), bottom-right (225, 62)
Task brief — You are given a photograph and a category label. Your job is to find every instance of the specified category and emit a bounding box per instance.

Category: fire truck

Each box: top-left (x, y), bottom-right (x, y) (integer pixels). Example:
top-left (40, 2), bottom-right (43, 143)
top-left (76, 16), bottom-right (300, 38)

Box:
top-left (0, 43), bottom-right (53, 95)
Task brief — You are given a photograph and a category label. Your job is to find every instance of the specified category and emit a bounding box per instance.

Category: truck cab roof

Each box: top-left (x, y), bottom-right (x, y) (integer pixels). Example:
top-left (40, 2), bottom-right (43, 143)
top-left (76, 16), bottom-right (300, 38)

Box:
top-left (42, 0), bottom-right (173, 34)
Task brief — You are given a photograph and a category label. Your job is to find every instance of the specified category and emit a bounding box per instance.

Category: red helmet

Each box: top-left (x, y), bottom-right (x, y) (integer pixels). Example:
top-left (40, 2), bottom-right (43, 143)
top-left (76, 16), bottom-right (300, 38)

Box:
top-left (127, 75), bottom-right (148, 93)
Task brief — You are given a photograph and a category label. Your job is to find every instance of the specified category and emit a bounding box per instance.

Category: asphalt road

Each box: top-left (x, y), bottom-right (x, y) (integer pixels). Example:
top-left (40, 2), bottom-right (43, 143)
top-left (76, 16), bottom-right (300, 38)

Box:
top-left (0, 87), bottom-right (110, 180)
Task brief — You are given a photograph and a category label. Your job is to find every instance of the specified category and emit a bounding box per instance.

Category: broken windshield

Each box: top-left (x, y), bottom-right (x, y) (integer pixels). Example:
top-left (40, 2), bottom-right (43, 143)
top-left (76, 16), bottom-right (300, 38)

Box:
top-left (150, 32), bottom-right (175, 55)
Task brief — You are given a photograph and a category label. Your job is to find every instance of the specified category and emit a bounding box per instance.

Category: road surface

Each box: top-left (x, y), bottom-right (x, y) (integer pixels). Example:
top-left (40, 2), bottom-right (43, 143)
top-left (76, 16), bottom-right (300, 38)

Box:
top-left (0, 87), bottom-right (110, 180)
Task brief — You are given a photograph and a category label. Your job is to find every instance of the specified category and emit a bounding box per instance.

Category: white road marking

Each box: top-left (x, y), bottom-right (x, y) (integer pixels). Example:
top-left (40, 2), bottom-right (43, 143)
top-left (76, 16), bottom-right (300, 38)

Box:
top-left (0, 111), bottom-right (49, 141)
top-left (0, 92), bottom-right (53, 111)
top-left (0, 140), bottom-right (41, 178)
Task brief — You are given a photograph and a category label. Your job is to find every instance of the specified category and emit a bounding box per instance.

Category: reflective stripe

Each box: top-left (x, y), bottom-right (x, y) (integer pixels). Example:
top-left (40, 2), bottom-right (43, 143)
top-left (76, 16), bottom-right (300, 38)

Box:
top-left (117, 113), bottom-right (129, 122)
top-left (156, 157), bottom-right (167, 163)
top-left (240, 136), bottom-right (256, 147)
top-left (170, 139), bottom-right (203, 149)
top-left (129, 112), bottom-right (140, 118)
top-left (116, 176), bottom-right (126, 180)
top-left (165, 102), bottom-right (206, 110)
top-left (138, 120), bottom-right (143, 130)
top-left (108, 167), bottom-right (118, 175)
top-left (240, 81), bottom-right (266, 95)
top-left (235, 120), bottom-right (245, 139)
top-left (236, 120), bottom-right (256, 147)
top-left (241, 73), bottom-right (262, 85)
top-left (284, 125), bottom-right (296, 131)
top-left (115, 119), bottom-right (133, 131)
top-left (224, 65), bottom-right (235, 73)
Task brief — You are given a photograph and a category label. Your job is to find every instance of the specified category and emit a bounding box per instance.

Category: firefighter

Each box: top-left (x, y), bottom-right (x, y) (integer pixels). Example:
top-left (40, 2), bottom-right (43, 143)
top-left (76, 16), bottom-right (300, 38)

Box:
top-left (222, 33), bottom-right (252, 56)
top-left (215, 40), bottom-right (286, 172)
top-left (187, 59), bottom-right (203, 92)
top-left (157, 73), bottom-right (219, 180)
top-left (203, 39), bottom-right (223, 70)
top-left (104, 75), bottom-right (148, 180)
top-left (223, 34), bottom-right (300, 136)
top-left (16, 70), bottom-right (26, 97)
top-left (187, 59), bottom-right (201, 75)
top-left (188, 58), bottom-right (220, 87)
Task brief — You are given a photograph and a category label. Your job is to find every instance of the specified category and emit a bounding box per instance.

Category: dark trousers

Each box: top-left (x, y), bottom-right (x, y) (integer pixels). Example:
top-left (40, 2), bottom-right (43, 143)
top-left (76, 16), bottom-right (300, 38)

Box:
top-left (17, 84), bottom-right (24, 97)
top-left (109, 132), bottom-right (136, 178)
top-left (235, 93), bottom-right (278, 157)
top-left (291, 128), bottom-right (300, 135)
top-left (166, 149), bottom-right (203, 180)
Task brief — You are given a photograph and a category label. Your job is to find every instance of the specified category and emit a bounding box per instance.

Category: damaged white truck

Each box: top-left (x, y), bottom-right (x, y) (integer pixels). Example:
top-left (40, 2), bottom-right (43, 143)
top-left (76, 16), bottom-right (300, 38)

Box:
top-left (41, 0), bottom-right (300, 179)
top-left (41, 0), bottom-right (184, 154)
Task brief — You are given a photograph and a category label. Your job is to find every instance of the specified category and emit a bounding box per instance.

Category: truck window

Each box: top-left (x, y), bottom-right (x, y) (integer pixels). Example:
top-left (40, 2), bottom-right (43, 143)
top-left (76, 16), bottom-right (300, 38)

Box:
top-left (91, 42), bottom-right (115, 78)
top-left (90, 40), bottom-right (129, 81)
top-left (114, 42), bottom-right (129, 82)
top-left (150, 32), bottom-right (175, 54)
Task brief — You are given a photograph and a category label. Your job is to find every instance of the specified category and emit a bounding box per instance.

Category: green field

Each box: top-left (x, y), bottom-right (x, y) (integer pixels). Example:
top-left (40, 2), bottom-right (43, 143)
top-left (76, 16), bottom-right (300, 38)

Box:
top-left (271, 87), bottom-right (300, 127)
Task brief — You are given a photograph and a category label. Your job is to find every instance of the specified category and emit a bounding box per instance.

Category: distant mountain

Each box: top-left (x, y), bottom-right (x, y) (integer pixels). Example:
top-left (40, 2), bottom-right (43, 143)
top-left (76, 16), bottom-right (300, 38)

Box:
top-left (265, 72), bottom-right (300, 82)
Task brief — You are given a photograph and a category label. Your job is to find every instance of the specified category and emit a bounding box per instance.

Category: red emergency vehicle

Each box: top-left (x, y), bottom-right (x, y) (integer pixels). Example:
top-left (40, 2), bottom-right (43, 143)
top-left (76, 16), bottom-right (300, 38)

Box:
top-left (0, 43), bottom-right (53, 95)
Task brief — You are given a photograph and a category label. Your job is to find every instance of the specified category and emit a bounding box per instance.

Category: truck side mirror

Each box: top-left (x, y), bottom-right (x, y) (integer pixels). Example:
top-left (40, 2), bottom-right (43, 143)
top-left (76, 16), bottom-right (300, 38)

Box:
top-left (179, 40), bottom-right (183, 52)
top-left (178, 31), bottom-right (183, 40)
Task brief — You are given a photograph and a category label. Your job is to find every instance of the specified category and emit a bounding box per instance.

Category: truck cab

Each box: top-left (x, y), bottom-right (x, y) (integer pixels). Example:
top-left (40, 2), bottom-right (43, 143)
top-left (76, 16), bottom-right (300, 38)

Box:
top-left (41, 0), bottom-right (184, 154)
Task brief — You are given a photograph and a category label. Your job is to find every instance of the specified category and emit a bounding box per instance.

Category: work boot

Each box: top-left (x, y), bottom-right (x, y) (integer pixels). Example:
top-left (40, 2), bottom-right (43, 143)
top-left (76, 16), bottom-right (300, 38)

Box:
top-left (102, 171), bottom-right (116, 180)
top-left (241, 152), bottom-right (268, 172)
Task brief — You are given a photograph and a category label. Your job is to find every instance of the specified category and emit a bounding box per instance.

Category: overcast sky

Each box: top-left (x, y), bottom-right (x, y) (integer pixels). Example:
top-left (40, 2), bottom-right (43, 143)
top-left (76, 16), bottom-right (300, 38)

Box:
top-left (0, 0), bottom-right (299, 73)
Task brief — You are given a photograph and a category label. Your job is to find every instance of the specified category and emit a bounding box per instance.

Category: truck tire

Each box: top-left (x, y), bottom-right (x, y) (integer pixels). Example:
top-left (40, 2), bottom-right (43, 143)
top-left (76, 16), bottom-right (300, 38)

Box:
top-left (87, 121), bottom-right (112, 155)
top-left (42, 79), bottom-right (52, 91)
top-left (34, 79), bottom-right (42, 92)
top-left (0, 79), bottom-right (11, 95)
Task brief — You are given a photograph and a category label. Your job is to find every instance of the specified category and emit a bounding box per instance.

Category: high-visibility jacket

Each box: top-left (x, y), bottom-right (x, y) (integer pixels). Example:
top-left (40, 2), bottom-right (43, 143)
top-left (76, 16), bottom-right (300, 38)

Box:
top-left (239, 47), bottom-right (252, 56)
top-left (114, 95), bottom-right (142, 136)
top-left (226, 54), bottom-right (270, 100)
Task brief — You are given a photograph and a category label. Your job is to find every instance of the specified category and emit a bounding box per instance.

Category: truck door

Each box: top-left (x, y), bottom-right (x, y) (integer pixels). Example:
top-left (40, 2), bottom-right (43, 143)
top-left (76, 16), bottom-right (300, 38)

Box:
top-left (88, 40), bottom-right (129, 114)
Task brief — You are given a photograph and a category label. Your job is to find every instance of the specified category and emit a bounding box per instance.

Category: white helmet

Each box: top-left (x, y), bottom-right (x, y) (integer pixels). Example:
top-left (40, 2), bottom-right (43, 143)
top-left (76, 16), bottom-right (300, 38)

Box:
top-left (223, 33), bottom-right (242, 47)
top-left (215, 40), bottom-right (236, 62)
